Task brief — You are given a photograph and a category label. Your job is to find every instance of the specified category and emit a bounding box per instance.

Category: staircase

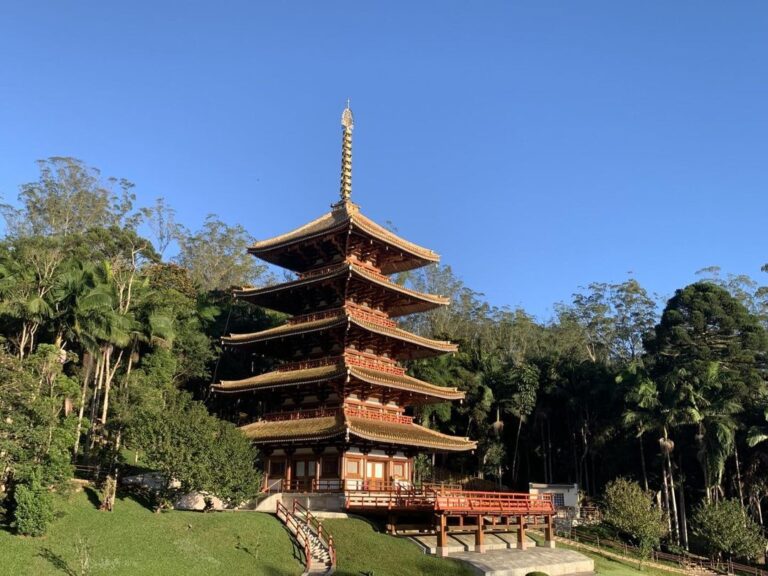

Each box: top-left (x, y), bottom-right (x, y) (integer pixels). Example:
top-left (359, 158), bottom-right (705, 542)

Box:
top-left (276, 500), bottom-right (336, 575)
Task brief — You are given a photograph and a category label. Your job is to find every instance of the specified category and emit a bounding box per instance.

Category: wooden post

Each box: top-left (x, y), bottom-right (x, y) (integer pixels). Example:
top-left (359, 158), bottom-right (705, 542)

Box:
top-left (475, 515), bottom-right (485, 553)
top-left (517, 514), bottom-right (528, 550)
top-left (285, 457), bottom-right (292, 491)
top-left (436, 514), bottom-right (448, 557)
top-left (543, 514), bottom-right (556, 548)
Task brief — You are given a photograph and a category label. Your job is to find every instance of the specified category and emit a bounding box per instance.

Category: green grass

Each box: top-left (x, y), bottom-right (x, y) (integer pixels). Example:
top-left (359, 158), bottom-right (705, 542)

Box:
top-left (557, 541), bottom-right (680, 576)
top-left (324, 517), bottom-right (474, 576)
top-left (0, 489), bottom-right (303, 576)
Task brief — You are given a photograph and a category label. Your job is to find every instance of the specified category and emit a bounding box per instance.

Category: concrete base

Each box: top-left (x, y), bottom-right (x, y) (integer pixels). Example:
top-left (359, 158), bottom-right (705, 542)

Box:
top-left (248, 492), bottom-right (345, 513)
top-left (412, 534), bottom-right (536, 555)
top-left (540, 539), bottom-right (556, 548)
top-left (451, 548), bottom-right (594, 576)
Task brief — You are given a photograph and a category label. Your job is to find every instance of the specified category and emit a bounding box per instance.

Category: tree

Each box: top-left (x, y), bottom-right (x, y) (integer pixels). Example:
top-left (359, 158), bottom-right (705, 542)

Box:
top-left (692, 499), bottom-right (765, 561)
top-left (175, 215), bottom-right (268, 292)
top-left (1, 157), bottom-right (140, 238)
top-left (603, 478), bottom-right (667, 565)
top-left (643, 282), bottom-right (768, 542)
top-left (127, 389), bottom-right (260, 505)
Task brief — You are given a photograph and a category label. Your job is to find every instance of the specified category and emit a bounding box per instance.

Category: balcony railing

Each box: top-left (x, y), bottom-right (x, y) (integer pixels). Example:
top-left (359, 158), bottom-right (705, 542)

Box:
top-left (261, 405), bottom-right (413, 425)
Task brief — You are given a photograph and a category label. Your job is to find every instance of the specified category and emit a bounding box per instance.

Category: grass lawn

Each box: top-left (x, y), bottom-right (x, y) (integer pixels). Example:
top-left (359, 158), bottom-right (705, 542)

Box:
top-left (324, 517), bottom-right (474, 576)
top-left (0, 488), bottom-right (303, 576)
top-left (558, 542), bottom-right (681, 576)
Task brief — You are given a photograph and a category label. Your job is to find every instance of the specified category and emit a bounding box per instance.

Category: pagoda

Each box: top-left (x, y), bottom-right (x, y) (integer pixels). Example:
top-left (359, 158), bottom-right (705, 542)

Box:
top-left (213, 105), bottom-right (475, 492)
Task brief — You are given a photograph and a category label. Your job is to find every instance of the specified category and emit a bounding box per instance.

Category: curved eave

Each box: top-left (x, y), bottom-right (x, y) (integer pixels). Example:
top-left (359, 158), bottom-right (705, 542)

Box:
top-left (349, 366), bottom-right (464, 401)
top-left (240, 415), bottom-right (344, 443)
top-left (349, 316), bottom-right (457, 355)
top-left (347, 417), bottom-right (476, 452)
top-left (212, 364), bottom-right (345, 394)
top-left (223, 311), bottom-right (456, 359)
top-left (247, 203), bottom-right (440, 274)
top-left (222, 315), bottom-right (346, 347)
top-left (350, 213), bottom-right (439, 266)
top-left (234, 263), bottom-right (449, 317)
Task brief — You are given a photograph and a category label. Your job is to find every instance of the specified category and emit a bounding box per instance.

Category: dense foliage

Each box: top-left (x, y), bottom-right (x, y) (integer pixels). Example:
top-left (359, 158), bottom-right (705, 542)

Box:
top-left (692, 499), bottom-right (765, 560)
top-left (2, 157), bottom-right (768, 563)
top-left (0, 158), bottom-right (266, 534)
top-left (602, 478), bottom-right (666, 562)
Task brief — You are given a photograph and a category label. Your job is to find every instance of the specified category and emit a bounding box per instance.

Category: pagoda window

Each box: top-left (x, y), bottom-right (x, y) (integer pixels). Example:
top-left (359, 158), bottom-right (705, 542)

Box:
top-left (345, 457), bottom-right (362, 478)
top-left (321, 456), bottom-right (339, 478)
top-left (269, 459), bottom-right (286, 478)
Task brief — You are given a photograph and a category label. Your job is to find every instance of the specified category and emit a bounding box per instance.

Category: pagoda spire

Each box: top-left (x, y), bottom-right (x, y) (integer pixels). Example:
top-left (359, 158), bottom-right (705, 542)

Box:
top-left (339, 101), bottom-right (354, 201)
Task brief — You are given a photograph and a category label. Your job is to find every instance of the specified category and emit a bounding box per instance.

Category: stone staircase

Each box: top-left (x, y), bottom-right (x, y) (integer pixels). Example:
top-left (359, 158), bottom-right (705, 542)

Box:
top-left (276, 499), bottom-right (335, 575)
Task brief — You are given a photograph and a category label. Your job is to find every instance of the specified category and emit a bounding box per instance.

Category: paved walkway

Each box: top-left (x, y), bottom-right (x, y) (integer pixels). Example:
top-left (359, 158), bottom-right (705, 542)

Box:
top-left (450, 547), bottom-right (594, 576)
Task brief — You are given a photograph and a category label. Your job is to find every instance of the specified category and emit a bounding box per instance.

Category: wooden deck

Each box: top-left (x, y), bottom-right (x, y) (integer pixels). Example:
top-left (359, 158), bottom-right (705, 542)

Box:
top-left (345, 486), bottom-right (556, 554)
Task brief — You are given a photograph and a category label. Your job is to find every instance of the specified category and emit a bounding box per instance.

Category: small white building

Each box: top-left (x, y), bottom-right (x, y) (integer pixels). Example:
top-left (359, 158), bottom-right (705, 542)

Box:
top-left (529, 482), bottom-right (580, 516)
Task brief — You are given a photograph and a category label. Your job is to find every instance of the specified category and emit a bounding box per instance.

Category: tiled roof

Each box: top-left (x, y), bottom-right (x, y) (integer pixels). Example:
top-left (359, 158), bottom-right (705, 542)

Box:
top-left (234, 262), bottom-right (449, 317)
top-left (222, 308), bottom-right (456, 355)
top-left (348, 366), bottom-right (463, 400)
top-left (347, 416), bottom-right (476, 452)
top-left (223, 314), bottom-right (347, 345)
top-left (213, 364), bottom-right (345, 393)
top-left (248, 201), bottom-right (439, 265)
top-left (240, 412), bottom-right (475, 452)
top-left (211, 362), bottom-right (465, 401)
top-left (240, 414), bottom-right (344, 443)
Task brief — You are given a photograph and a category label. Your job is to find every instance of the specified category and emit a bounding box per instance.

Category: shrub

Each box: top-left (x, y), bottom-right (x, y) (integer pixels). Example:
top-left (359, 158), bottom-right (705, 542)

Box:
top-left (526, 572), bottom-right (550, 576)
top-left (692, 499), bottom-right (765, 561)
top-left (14, 482), bottom-right (54, 536)
top-left (603, 478), bottom-right (666, 564)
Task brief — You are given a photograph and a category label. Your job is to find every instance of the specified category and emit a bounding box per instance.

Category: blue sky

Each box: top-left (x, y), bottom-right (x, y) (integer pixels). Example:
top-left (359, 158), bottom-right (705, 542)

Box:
top-left (1, 2), bottom-right (766, 319)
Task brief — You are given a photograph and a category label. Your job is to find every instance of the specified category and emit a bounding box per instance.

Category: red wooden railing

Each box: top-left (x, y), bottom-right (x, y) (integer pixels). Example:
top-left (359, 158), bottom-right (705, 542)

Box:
top-left (345, 486), bottom-right (554, 516)
top-left (261, 405), bottom-right (412, 425)
top-left (293, 500), bottom-right (336, 570)
top-left (276, 500), bottom-right (312, 571)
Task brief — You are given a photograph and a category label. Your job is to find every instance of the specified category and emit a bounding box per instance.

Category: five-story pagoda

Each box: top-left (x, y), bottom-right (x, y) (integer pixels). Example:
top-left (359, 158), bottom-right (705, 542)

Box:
top-left (213, 105), bottom-right (475, 492)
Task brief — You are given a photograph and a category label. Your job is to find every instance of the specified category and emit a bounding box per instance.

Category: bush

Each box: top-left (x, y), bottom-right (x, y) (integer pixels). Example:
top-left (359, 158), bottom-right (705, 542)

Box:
top-left (603, 478), bottom-right (666, 563)
top-left (692, 499), bottom-right (765, 561)
top-left (13, 482), bottom-right (54, 536)
top-left (526, 572), bottom-right (549, 576)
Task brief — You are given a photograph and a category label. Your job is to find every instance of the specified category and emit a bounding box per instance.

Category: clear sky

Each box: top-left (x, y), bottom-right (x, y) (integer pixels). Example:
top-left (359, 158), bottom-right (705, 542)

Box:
top-left (1, 2), bottom-right (766, 319)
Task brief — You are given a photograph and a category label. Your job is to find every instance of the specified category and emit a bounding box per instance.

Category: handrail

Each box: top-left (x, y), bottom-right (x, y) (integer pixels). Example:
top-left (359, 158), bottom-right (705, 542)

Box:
top-left (276, 500), bottom-right (312, 572)
top-left (293, 500), bottom-right (337, 570)
top-left (345, 487), bottom-right (554, 515)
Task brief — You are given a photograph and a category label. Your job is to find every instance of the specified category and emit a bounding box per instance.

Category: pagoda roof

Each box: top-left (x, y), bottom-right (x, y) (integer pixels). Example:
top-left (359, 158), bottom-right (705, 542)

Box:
top-left (235, 262), bottom-right (449, 317)
top-left (223, 307), bottom-right (457, 359)
top-left (240, 411), bottom-right (475, 452)
top-left (211, 361), bottom-right (465, 402)
top-left (249, 201), bottom-right (439, 274)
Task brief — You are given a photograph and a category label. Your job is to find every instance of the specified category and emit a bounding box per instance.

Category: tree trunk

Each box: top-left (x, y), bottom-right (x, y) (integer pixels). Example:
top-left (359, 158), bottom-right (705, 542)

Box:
top-left (511, 417), bottom-right (523, 483)
top-left (661, 458), bottom-right (673, 536)
top-left (666, 451), bottom-right (680, 545)
top-left (678, 451), bottom-right (688, 550)
top-left (639, 432), bottom-right (649, 491)
top-left (734, 444), bottom-right (745, 514)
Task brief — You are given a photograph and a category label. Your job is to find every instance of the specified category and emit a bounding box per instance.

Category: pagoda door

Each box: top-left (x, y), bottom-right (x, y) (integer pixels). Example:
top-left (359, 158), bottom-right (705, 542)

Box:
top-left (366, 460), bottom-right (386, 490)
top-left (292, 458), bottom-right (317, 491)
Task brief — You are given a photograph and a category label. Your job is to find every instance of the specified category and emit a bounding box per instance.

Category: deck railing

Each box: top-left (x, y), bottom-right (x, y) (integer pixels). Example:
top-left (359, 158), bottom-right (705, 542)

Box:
top-left (345, 485), bottom-right (555, 516)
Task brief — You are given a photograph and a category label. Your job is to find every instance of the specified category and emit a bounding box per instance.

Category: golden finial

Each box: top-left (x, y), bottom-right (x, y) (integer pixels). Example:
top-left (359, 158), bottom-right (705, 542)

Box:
top-left (340, 101), bottom-right (354, 201)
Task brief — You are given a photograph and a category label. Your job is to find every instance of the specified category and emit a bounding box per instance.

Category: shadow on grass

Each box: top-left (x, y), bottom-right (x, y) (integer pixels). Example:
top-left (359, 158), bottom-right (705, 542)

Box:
top-left (84, 486), bottom-right (101, 509)
top-left (116, 487), bottom-right (155, 511)
top-left (38, 547), bottom-right (76, 576)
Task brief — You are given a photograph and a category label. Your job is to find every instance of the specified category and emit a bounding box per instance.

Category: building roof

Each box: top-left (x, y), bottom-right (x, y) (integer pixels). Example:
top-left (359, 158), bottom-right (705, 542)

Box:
top-left (248, 200), bottom-right (440, 274)
top-left (222, 307), bottom-right (457, 357)
top-left (235, 262), bottom-right (449, 317)
top-left (240, 411), bottom-right (475, 452)
top-left (346, 415), bottom-right (475, 452)
top-left (213, 363), bottom-right (345, 393)
top-left (212, 361), bottom-right (464, 402)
